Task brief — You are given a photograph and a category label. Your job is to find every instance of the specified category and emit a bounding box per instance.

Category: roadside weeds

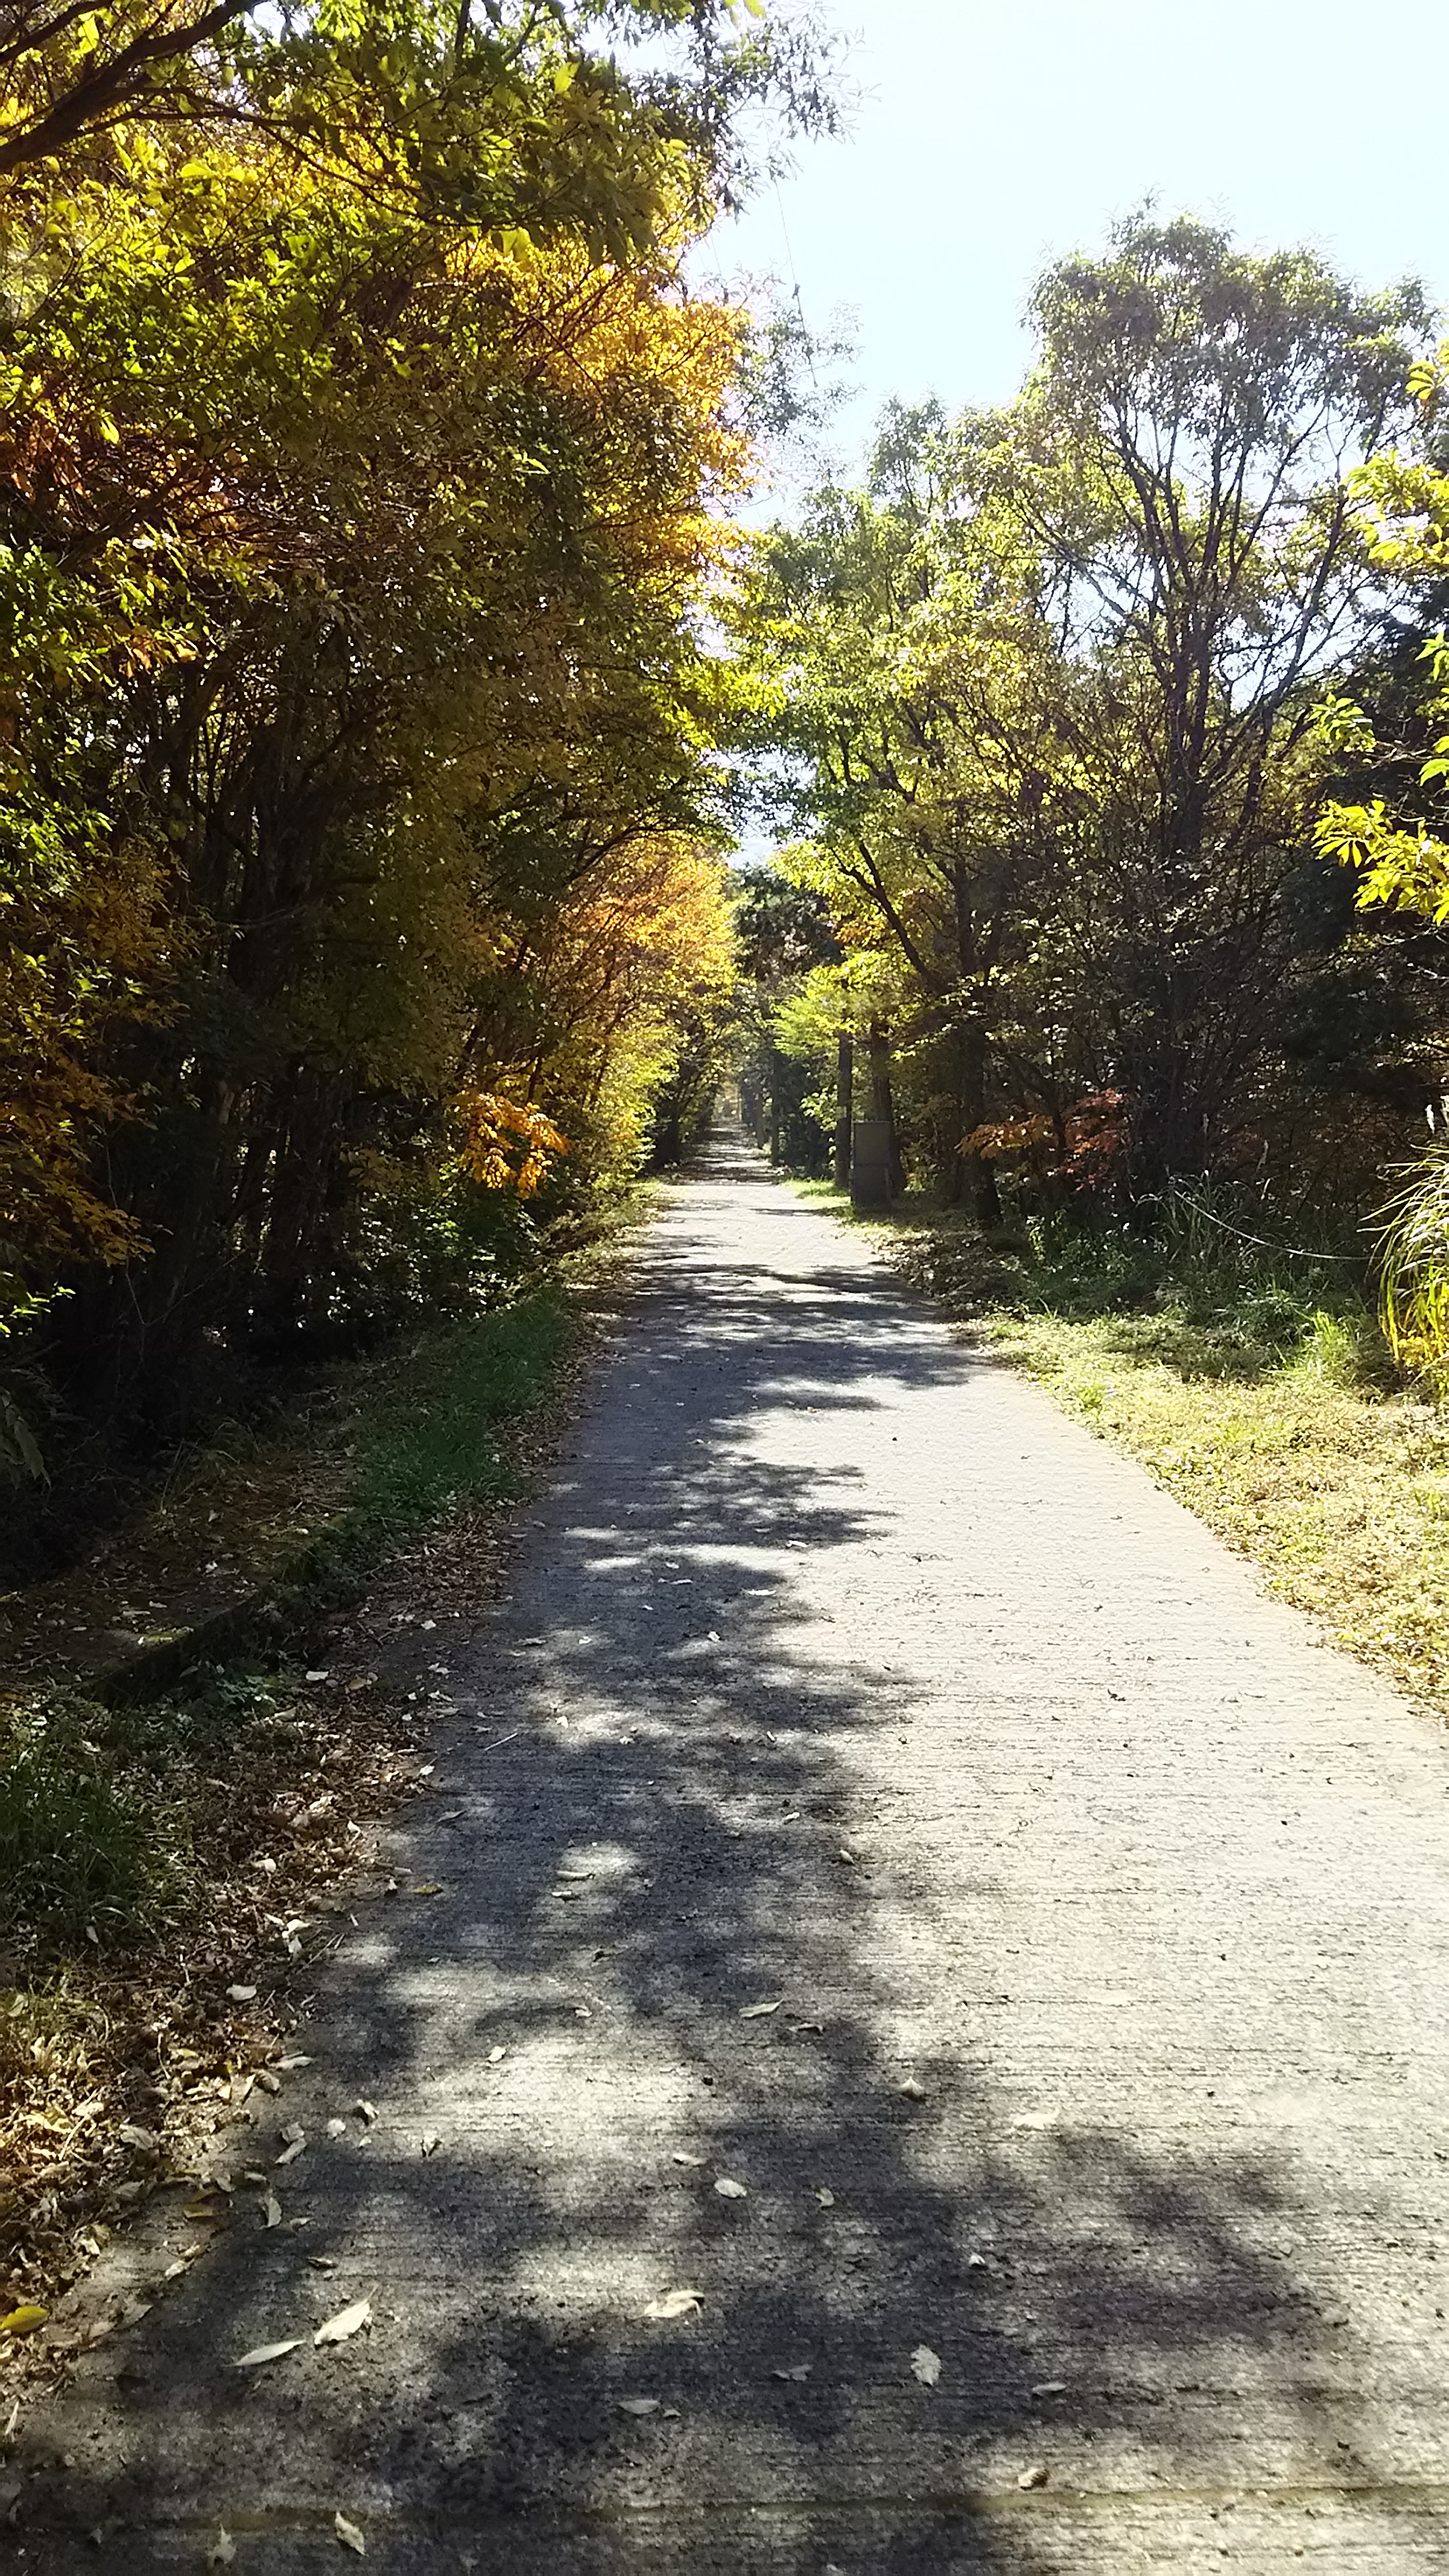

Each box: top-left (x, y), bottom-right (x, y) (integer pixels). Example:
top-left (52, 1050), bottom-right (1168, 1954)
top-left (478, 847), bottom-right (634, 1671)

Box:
top-left (0, 1205), bottom-right (645, 2398)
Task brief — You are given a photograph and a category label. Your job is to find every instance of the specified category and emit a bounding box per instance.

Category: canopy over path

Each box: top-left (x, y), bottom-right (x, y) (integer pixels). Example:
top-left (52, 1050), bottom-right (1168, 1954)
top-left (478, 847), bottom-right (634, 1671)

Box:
top-left (17, 1122), bottom-right (1449, 2570)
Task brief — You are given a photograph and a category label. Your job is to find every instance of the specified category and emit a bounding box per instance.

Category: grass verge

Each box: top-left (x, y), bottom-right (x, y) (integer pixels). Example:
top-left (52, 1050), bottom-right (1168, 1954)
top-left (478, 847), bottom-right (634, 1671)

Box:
top-left (792, 1177), bottom-right (1449, 1719)
top-left (0, 1273), bottom-right (603, 2373)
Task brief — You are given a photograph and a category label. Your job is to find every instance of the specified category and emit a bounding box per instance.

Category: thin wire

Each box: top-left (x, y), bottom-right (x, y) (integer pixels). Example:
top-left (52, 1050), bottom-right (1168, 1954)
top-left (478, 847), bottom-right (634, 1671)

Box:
top-left (1169, 1187), bottom-right (1362, 1266)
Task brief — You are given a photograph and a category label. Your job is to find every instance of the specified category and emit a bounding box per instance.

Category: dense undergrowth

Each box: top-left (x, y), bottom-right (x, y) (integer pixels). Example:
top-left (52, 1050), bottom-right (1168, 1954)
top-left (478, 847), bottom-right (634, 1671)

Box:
top-left (798, 1179), bottom-right (1449, 1718)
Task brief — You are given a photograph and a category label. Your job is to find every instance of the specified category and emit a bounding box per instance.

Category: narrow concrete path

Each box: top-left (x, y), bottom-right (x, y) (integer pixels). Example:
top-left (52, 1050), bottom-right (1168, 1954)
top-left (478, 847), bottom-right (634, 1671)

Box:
top-left (19, 1129), bottom-right (1449, 2569)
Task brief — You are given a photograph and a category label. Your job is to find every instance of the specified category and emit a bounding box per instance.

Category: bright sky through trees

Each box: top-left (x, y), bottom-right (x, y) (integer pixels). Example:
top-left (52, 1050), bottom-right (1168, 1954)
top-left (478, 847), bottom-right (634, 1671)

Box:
top-left (710, 0), bottom-right (1448, 478)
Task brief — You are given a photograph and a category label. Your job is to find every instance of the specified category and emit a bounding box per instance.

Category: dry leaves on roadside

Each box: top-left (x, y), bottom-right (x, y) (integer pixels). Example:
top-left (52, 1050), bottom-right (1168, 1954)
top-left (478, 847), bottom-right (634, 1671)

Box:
top-left (207, 2532), bottom-right (237, 2567)
top-left (235, 2337), bottom-right (302, 2369)
top-left (0, 2306), bottom-right (47, 2338)
top-left (619, 2396), bottom-right (660, 2416)
top-left (737, 2000), bottom-right (780, 2020)
top-left (315, 2298), bottom-right (371, 2347)
top-left (910, 2345), bottom-right (941, 2387)
top-left (713, 2177), bottom-right (747, 2200)
top-left (335, 2508), bottom-right (367, 2553)
top-left (642, 2288), bottom-right (702, 2321)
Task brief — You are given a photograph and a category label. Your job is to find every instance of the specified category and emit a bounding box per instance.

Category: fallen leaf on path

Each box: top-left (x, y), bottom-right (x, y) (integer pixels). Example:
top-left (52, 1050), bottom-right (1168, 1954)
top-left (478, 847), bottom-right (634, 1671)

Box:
top-left (671, 2153), bottom-right (706, 2167)
top-left (206, 2531), bottom-right (236, 2567)
top-left (235, 2338), bottom-right (302, 2369)
top-left (0, 2305), bottom-right (47, 2337)
top-left (327, 2119), bottom-right (347, 2138)
top-left (898, 2078), bottom-right (927, 2101)
top-left (910, 2345), bottom-right (941, 2387)
top-left (1018, 2463), bottom-right (1049, 2489)
top-left (772, 2363), bottom-right (811, 2382)
top-left (835, 1847), bottom-right (857, 1866)
top-left (488, 2046), bottom-right (506, 2063)
top-left (276, 2054), bottom-right (312, 2070)
top-left (619, 2397), bottom-right (660, 2416)
top-left (275, 2137), bottom-right (306, 2167)
top-left (421, 2133), bottom-right (441, 2157)
top-left (411, 1884), bottom-right (443, 1897)
top-left (738, 2000), bottom-right (780, 2020)
top-left (263, 2194), bottom-right (282, 2230)
top-left (355, 2100), bottom-right (376, 2123)
top-left (334, 2509), bottom-right (367, 2554)
top-left (816, 2188), bottom-right (835, 2207)
top-left (118, 2123), bottom-right (159, 2150)
top-left (643, 2289), bottom-right (703, 2321)
top-left (227, 1985), bottom-right (258, 2002)
top-left (713, 2177), bottom-right (747, 2199)
top-left (304, 1671), bottom-right (329, 1684)
top-left (1031, 2379), bottom-right (1067, 2398)
top-left (967, 2251), bottom-right (989, 2269)
top-left (315, 2298), bottom-right (371, 2347)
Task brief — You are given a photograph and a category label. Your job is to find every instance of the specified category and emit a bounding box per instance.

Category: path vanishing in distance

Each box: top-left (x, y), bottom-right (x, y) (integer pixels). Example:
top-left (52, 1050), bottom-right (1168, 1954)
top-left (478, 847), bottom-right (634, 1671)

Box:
top-left (18, 1122), bottom-right (1449, 2571)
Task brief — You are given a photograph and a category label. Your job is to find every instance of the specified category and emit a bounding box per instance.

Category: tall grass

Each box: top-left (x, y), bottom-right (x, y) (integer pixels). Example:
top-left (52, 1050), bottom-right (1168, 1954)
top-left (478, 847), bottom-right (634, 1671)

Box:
top-left (1376, 1140), bottom-right (1449, 1379)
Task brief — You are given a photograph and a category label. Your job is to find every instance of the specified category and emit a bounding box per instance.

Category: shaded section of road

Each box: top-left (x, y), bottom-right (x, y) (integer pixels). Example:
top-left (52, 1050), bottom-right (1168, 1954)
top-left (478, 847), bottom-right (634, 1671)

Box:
top-left (15, 1125), bottom-right (1449, 2569)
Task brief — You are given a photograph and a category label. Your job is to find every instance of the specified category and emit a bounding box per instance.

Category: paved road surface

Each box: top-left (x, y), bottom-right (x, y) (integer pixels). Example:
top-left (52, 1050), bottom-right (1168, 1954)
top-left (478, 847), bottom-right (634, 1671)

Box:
top-left (15, 1128), bottom-right (1449, 2569)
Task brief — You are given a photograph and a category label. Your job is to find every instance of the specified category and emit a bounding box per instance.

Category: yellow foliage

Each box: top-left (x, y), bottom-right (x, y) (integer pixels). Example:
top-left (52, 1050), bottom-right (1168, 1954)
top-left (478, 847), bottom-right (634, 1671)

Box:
top-left (457, 1095), bottom-right (570, 1197)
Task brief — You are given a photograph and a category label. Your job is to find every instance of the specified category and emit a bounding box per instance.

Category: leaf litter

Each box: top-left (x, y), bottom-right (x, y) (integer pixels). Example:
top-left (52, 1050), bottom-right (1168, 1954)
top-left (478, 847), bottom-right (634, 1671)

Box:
top-left (910, 2345), bottom-right (942, 2387)
top-left (335, 2508), bottom-right (368, 2553)
top-left (642, 2288), bottom-right (703, 2321)
top-left (315, 2298), bottom-right (372, 2346)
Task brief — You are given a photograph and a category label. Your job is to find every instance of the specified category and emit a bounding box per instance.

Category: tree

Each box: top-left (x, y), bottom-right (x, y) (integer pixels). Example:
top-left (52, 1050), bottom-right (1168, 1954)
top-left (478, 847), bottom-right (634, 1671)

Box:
top-left (1004, 212), bottom-right (1428, 1193)
top-left (0, 0), bottom-right (830, 1499)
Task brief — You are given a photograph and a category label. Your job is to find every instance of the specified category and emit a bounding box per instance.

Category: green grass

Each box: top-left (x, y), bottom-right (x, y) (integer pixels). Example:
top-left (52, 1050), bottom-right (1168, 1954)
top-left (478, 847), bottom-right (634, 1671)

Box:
top-left (303, 1291), bottom-right (573, 1587)
top-left (0, 1293), bottom-right (576, 1957)
top-left (0, 1695), bottom-right (192, 1947)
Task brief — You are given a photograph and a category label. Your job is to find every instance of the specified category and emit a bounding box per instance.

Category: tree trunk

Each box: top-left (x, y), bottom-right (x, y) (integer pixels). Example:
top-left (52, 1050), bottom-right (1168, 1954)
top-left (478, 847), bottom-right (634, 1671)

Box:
top-left (867, 1022), bottom-right (904, 1196)
top-left (833, 1032), bottom-right (853, 1189)
top-left (957, 1022), bottom-right (1002, 1227)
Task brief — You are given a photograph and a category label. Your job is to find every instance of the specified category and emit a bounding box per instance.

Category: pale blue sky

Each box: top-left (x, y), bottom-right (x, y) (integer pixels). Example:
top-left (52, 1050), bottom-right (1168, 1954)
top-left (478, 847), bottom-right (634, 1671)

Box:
top-left (703, 0), bottom-right (1448, 488)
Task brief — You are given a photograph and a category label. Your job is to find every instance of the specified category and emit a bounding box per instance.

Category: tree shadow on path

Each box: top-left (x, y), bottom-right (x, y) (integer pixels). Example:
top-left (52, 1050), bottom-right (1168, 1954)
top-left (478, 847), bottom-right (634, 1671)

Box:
top-left (17, 1145), bottom-right (1413, 2571)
